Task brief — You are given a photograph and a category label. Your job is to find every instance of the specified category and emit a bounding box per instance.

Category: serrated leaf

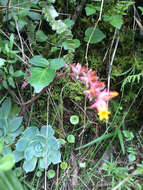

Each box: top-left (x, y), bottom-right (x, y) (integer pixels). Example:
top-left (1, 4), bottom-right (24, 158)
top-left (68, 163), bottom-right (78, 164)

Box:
top-left (29, 67), bottom-right (56, 93)
top-left (0, 154), bottom-right (15, 171)
top-left (84, 27), bottom-right (106, 44)
top-left (49, 58), bottom-right (65, 70)
top-left (29, 55), bottom-right (49, 67)
top-left (85, 4), bottom-right (97, 16)
top-left (104, 15), bottom-right (123, 29)
top-left (23, 157), bottom-right (37, 173)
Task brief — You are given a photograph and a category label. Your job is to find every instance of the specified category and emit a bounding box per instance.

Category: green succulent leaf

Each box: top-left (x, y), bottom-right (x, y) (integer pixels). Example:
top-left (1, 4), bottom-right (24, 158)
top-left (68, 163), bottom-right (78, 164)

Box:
top-left (47, 169), bottom-right (55, 179)
top-left (23, 127), bottom-right (39, 138)
top-left (29, 67), bottom-right (56, 93)
top-left (13, 150), bottom-right (24, 162)
top-left (0, 99), bottom-right (11, 119)
top-left (16, 137), bottom-right (29, 152)
top-left (0, 154), bottom-right (15, 171)
top-left (48, 150), bottom-right (61, 164)
top-left (8, 117), bottom-right (23, 132)
top-left (40, 125), bottom-right (54, 137)
top-left (0, 140), bottom-right (3, 154)
top-left (23, 157), bottom-right (37, 173)
top-left (39, 158), bottom-right (51, 169)
top-left (84, 27), bottom-right (106, 44)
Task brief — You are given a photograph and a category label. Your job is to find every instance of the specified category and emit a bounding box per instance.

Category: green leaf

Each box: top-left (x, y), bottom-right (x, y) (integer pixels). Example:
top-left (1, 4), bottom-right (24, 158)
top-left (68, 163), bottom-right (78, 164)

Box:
top-left (8, 77), bottom-right (16, 88)
top-left (36, 30), bottom-right (48, 42)
top-left (128, 153), bottom-right (136, 163)
top-left (138, 6), bottom-right (143, 15)
top-left (23, 157), bottom-right (37, 173)
top-left (117, 129), bottom-right (125, 155)
top-left (28, 11), bottom-right (41, 20)
top-left (0, 58), bottom-right (5, 67)
top-left (84, 27), bottom-right (106, 44)
top-left (9, 34), bottom-right (14, 50)
top-left (29, 67), bottom-right (56, 93)
top-left (47, 169), bottom-right (55, 179)
top-left (12, 70), bottom-right (24, 77)
top-left (70, 115), bottom-right (79, 125)
top-left (64, 18), bottom-right (74, 28)
top-left (73, 39), bottom-right (80, 48)
top-left (0, 140), bottom-right (3, 154)
top-left (13, 151), bottom-right (24, 162)
top-left (29, 55), bottom-right (49, 67)
top-left (60, 162), bottom-right (68, 170)
top-left (0, 99), bottom-right (11, 118)
top-left (75, 133), bottom-right (114, 150)
top-left (0, 170), bottom-right (24, 190)
top-left (103, 15), bottom-right (123, 29)
top-left (67, 135), bottom-right (75, 143)
top-left (85, 4), bottom-right (97, 16)
top-left (8, 117), bottom-right (23, 132)
top-left (49, 58), bottom-right (65, 70)
top-left (0, 154), bottom-right (15, 171)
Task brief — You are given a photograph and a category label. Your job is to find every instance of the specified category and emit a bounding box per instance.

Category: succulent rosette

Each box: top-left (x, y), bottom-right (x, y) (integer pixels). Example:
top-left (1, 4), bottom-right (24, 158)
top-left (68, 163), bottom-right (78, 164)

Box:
top-left (0, 99), bottom-right (23, 145)
top-left (14, 125), bottom-right (61, 173)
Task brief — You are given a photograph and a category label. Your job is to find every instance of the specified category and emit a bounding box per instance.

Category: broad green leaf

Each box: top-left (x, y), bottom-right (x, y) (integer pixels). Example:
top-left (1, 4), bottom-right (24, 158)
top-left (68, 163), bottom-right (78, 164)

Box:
top-left (29, 67), bottom-right (56, 93)
top-left (84, 27), bottom-right (106, 44)
top-left (36, 30), bottom-right (48, 42)
top-left (49, 58), bottom-right (65, 70)
top-left (85, 4), bottom-right (97, 16)
top-left (0, 170), bottom-right (24, 190)
top-left (0, 58), bottom-right (5, 67)
top-left (29, 55), bottom-right (49, 67)
top-left (73, 39), bottom-right (80, 48)
top-left (138, 6), bottom-right (143, 15)
top-left (23, 157), bottom-right (37, 173)
top-left (0, 154), bottom-right (15, 171)
top-left (64, 18), bottom-right (74, 28)
top-left (103, 15), bottom-right (123, 29)
top-left (28, 11), bottom-right (41, 20)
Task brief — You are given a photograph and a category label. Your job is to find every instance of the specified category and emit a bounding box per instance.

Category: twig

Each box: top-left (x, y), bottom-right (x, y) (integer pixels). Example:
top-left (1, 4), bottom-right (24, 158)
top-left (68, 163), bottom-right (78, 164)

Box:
top-left (14, 16), bottom-right (26, 62)
top-left (72, 0), bottom-right (87, 23)
top-left (85, 0), bottom-right (104, 65)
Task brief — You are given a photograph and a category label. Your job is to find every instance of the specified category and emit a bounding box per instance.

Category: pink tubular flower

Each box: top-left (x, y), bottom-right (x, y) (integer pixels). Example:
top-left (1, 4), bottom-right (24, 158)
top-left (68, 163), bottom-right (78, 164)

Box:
top-left (90, 99), bottom-right (111, 121)
top-left (70, 63), bottom-right (87, 80)
top-left (97, 89), bottom-right (119, 101)
top-left (69, 63), bottom-right (118, 121)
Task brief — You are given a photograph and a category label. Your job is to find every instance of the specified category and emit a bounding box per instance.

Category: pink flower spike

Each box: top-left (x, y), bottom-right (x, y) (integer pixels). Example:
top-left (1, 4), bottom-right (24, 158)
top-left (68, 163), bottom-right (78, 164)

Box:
top-left (98, 89), bottom-right (118, 101)
top-left (70, 63), bottom-right (87, 80)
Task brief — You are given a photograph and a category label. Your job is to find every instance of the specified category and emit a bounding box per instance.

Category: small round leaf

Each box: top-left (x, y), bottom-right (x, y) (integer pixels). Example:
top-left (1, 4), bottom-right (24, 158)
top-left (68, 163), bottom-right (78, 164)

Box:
top-left (47, 169), bottom-right (55, 179)
top-left (70, 115), bottom-right (79, 125)
top-left (67, 135), bottom-right (75, 144)
top-left (60, 162), bottom-right (68, 170)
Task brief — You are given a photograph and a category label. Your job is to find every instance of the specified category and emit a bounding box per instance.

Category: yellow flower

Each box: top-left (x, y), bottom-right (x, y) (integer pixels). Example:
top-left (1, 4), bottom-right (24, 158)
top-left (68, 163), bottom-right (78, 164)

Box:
top-left (98, 110), bottom-right (111, 121)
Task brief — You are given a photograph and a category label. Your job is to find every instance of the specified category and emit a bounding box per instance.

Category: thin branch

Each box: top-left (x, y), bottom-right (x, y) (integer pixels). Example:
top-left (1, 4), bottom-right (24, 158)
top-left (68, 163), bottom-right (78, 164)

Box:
top-left (85, 0), bottom-right (104, 66)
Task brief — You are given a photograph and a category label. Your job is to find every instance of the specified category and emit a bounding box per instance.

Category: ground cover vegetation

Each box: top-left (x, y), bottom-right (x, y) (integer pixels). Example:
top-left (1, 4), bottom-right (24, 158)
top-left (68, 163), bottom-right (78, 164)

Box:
top-left (0, 0), bottom-right (143, 189)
